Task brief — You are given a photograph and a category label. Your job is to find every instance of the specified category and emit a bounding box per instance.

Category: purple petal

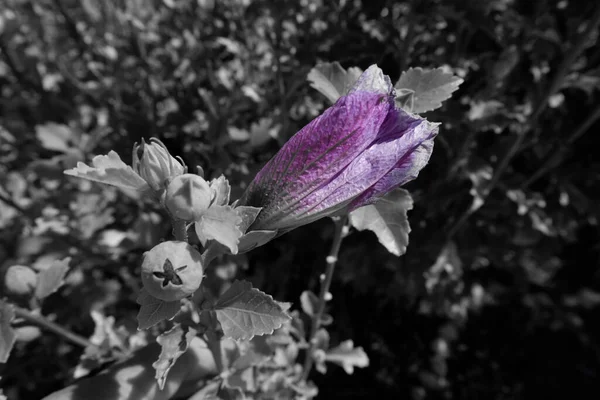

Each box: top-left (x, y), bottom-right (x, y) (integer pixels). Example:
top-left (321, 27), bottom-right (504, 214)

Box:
top-left (349, 123), bottom-right (437, 210)
top-left (241, 90), bottom-right (394, 228)
top-left (240, 65), bottom-right (439, 232)
top-left (293, 112), bottom-right (437, 221)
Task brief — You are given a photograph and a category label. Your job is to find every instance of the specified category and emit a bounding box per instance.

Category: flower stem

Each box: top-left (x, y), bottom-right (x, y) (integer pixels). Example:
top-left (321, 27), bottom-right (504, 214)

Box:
top-left (301, 216), bottom-right (348, 382)
top-left (13, 306), bottom-right (96, 350)
top-left (205, 317), bottom-right (224, 373)
top-left (171, 219), bottom-right (188, 242)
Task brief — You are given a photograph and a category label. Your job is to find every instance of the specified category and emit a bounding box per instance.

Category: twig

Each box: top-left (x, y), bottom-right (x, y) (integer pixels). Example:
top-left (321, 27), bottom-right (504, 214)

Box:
top-left (301, 216), bottom-right (348, 382)
top-left (205, 316), bottom-right (224, 373)
top-left (13, 306), bottom-right (96, 349)
top-left (445, 5), bottom-right (600, 241)
top-left (0, 192), bottom-right (27, 215)
top-left (52, 0), bottom-right (88, 55)
top-left (522, 104), bottom-right (600, 189)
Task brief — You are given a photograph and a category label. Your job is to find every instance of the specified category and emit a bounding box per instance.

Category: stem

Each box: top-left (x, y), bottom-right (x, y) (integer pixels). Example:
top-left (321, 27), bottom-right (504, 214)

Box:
top-left (0, 192), bottom-right (27, 215)
top-left (14, 307), bottom-right (96, 350)
top-left (171, 219), bottom-right (188, 242)
top-left (205, 318), bottom-right (224, 374)
top-left (301, 216), bottom-right (348, 382)
top-left (521, 104), bottom-right (600, 189)
top-left (445, 5), bottom-right (600, 241)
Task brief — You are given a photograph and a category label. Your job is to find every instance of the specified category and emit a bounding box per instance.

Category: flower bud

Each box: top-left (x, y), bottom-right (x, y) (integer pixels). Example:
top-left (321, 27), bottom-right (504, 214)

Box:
top-left (4, 265), bottom-right (38, 297)
top-left (132, 138), bottom-right (185, 192)
top-left (165, 174), bottom-right (212, 221)
top-left (141, 241), bottom-right (203, 302)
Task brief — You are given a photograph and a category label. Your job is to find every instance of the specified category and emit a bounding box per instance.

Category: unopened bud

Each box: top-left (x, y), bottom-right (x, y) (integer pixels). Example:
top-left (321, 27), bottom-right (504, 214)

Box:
top-left (165, 174), bottom-right (213, 221)
top-left (141, 241), bottom-right (204, 301)
top-left (4, 265), bottom-right (37, 297)
top-left (132, 138), bottom-right (185, 191)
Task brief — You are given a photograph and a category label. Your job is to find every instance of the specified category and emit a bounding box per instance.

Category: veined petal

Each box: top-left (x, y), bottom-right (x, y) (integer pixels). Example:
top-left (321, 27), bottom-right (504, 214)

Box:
top-left (253, 109), bottom-right (435, 230)
top-left (350, 122), bottom-right (438, 210)
top-left (239, 64), bottom-right (439, 233)
top-left (241, 90), bottom-right (394, 228)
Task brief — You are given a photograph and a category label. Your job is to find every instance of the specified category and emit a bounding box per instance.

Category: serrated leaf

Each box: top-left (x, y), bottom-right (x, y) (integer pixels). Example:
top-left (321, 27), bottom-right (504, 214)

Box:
top-left (325, 340), bottom-right (369, 374)
top-left (35, 257), bottom-right (71, 300)
top-left (64, 151), bottom-right (150, 191)
top-left (0, 301), bottom-right (16, 363)
top-left (136, 289), bottom-right (181, 330)
top-left (152, 324), bottom-right (197, 390)
top-left (195, 205), bottom-right (243, 254)
top-left (349, 189), bottom-right (413, 256)
top-left (307, 62), bottom-right (363, 104)
top-left (395, 67), bottom-right (463, 113)
top-left (300, 291), bottom-right (319, 317)
top-left (214, 280), bottom-right (291, 341)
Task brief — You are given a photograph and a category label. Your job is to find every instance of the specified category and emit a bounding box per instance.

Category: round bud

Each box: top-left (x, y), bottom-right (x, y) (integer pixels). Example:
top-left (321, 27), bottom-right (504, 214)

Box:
top-left (4, 265), bottom-right (37, 297)
top-left (141, 241), bottom-right (203, 301)
top-left (165, 174), bottom-right (212, 221)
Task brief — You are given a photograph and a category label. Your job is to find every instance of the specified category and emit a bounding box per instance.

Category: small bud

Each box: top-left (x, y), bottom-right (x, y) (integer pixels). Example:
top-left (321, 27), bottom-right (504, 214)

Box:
top-left (132, 138), bottom-right (185, 192)
top-left (165, 174), bottom-right (213, 221)
top-left (4, 265), bottom-right (38, 297)
top-left (141, 241), bottom-right (204, 301)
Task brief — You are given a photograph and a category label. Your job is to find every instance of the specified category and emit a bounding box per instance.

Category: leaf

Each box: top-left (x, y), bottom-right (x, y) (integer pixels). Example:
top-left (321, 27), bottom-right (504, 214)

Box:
top-left (300, 290), bottom-right (319, 317)
top-left (35, 257), bottom-right (71, 300)
top-left (249, 117), bottom-right (278, 147)
top-left (195, 205), bottom-right (243, 254)
top-left (64, 151), bottom-right (150, 191)
top-left (349, 189), bottom-right (413, 256)
top-left (237, 230), bottom-right (278, 254)
top-left (74, 310), bottom-right (124, 379)
top-left (0, 301), bottom-right (16, 363)
top-left (235, 206), bottom-right (262, 233)
top-left (311, 329), bottom-right (330, 374)
top-left (325, 340), bottom-right (369, 374)
top-left (152, 324), bottom-right (197, 390)
top-left (395, 67), bottom-right (463, 113)
top-left (136, 289), bottom-right (181, 330)
top-left (307, 62), bottom-right (363, 104)
top-left (230, 348), bottom-right (269, 371)
top-left (214, 280), bottom-right (291, 341)
top-left (224, 367), bottom-right (256, 393)
top-left (36, 123), bottom-right (76, 153)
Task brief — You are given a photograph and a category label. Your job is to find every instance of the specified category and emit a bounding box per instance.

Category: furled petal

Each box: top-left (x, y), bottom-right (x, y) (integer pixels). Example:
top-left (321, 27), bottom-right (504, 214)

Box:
top-left (349, 120), bottom-right (438, 209)
top-left (240, 90), bottom-right (393, 229)
top-left (271, 110), bottom-right (437, 228)
top-left (239, 65), bottom-right (439, 232)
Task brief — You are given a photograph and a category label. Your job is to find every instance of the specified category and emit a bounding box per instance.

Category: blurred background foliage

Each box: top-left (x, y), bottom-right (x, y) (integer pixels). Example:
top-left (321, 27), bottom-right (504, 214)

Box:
top-left (1, 0), bottom-right (600, 398)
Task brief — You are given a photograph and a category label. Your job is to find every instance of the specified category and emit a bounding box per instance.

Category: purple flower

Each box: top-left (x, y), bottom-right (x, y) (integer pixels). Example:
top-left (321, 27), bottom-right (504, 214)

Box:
top-left (239, 65), bottom-right (439, 232)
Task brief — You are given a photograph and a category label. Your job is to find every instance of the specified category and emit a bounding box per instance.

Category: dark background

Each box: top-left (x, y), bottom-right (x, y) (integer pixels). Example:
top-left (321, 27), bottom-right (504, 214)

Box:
top-left (1, 0), bottom-right (600, 399)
